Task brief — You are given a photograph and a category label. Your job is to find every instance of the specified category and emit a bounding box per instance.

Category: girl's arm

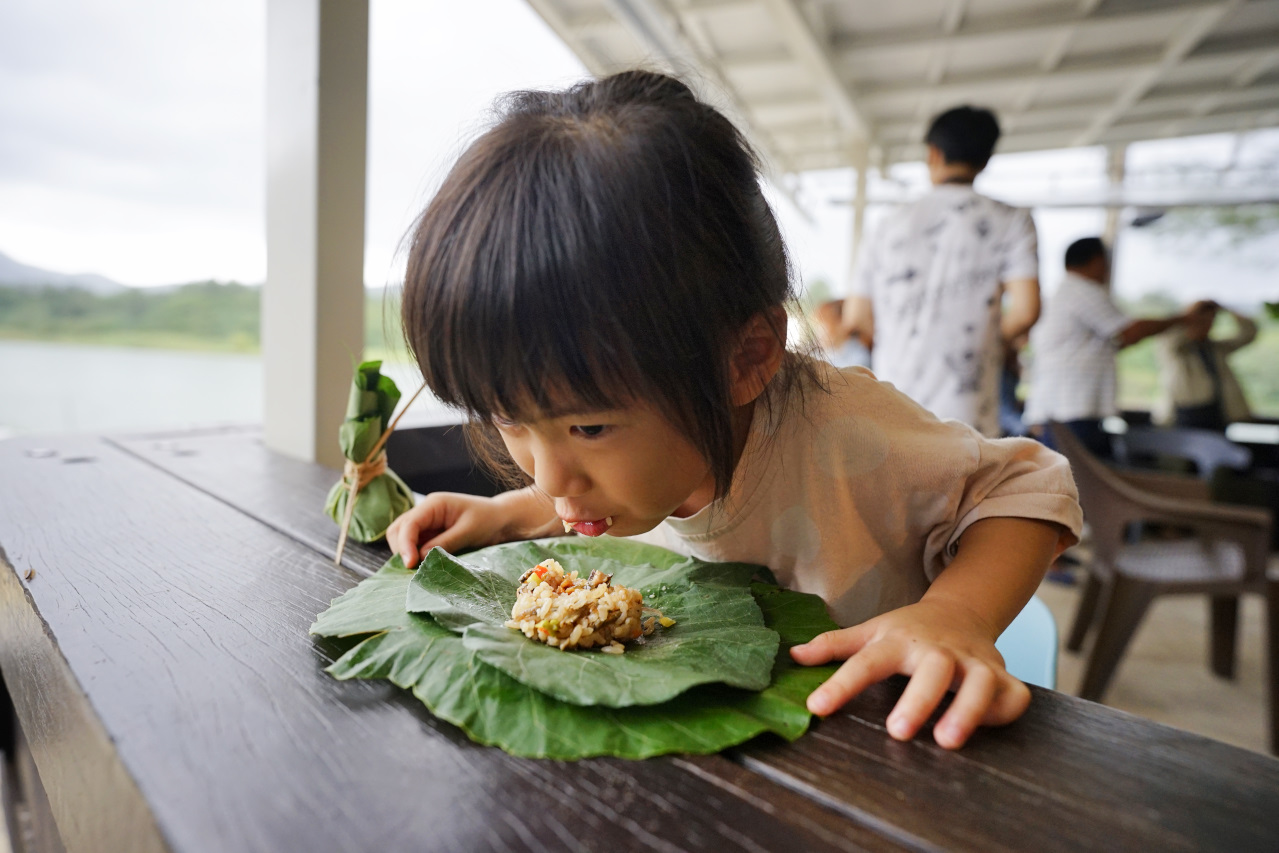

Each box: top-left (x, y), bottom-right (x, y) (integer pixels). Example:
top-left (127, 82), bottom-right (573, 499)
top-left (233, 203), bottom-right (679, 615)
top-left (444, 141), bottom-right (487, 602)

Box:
top-left (790, 516), bottom-right (1061, 749)
top-left (386, 486), bottom-right (561, 568)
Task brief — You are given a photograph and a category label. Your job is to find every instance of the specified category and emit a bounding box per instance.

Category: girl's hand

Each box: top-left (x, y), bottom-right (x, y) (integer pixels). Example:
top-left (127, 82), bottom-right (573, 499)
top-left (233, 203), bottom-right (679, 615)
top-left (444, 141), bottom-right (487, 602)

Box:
top-left (385, 492), bottom-right (511, 568)
top-left (789, 599), bottom-right (1030, 750)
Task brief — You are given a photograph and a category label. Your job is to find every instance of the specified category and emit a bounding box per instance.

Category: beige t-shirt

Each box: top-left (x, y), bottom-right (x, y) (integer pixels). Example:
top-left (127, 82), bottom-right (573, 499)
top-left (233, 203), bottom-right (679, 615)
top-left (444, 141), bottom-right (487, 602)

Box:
top-left (632, 361), bottom-right (1082, 627)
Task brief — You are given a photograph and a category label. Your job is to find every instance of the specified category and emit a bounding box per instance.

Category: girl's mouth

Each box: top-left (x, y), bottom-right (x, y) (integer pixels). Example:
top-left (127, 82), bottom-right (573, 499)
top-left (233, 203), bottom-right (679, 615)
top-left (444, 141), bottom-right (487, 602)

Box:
top-left (562, 517), bottom-right (614, 537)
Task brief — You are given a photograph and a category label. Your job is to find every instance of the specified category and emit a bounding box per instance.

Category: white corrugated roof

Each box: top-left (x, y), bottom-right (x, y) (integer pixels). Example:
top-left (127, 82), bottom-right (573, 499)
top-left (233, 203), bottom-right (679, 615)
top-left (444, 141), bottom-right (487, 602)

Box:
top-left (524, 0), bottom-right (1279, 174)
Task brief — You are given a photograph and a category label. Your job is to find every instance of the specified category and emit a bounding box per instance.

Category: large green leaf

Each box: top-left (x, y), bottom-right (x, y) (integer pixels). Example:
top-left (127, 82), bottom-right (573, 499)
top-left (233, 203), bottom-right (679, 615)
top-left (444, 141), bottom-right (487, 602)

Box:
top-left (405, 542), bottom-right (780, 707)
top-left (309, 548), bottom-right (841, 760)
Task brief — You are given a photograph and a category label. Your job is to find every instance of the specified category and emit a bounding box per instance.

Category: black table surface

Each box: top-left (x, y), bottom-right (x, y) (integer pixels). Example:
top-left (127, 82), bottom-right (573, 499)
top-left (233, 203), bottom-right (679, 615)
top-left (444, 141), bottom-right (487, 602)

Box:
top-left (2, 426), bottom-right (1278, 853)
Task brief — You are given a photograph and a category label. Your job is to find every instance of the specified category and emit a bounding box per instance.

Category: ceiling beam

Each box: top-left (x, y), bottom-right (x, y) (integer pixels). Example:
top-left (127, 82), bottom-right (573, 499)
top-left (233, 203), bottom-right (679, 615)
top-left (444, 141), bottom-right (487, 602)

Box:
top-left (850, 34), bottom-right (1279, 110)
top-left (923, 0), bottom-right (969, 86)
top-left (1232, 50), bottom-right (1279, 86)
top-left (856, 49), bottom-right (1168, 109)
top-left (832, 0), bottom-right (1234, 57)
top-left (756, 0), bottom-right (871, 139)
top-left (1126, 104), bottom-right (1279, 143)
top-left (718, 45), bottom-right (797, 74)
top-left (1072, 1), bottom-right (1243, 146)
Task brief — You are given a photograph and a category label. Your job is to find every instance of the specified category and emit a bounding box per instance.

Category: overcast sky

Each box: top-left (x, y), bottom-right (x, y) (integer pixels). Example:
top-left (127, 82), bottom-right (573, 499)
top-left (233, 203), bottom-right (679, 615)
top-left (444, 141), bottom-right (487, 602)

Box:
top-left (1, 0), bottom-right (1276, 305)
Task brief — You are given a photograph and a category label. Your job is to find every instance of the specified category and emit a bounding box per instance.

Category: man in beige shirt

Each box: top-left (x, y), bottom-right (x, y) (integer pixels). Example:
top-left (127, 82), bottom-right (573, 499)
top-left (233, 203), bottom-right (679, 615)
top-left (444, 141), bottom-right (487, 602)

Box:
top-left (1155, 302), bottom-right (1258, 430)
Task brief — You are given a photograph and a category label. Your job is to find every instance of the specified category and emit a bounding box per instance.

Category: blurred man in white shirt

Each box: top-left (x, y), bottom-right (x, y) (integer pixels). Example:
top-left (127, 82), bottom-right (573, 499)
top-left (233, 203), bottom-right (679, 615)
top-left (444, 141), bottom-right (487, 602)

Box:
top-left (1025, 237), bottom-right (1210, 457)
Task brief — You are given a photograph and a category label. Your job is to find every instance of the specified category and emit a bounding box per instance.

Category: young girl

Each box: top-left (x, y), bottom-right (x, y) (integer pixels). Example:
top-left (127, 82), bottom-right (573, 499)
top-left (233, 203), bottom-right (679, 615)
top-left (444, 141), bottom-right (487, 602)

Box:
top-left (387, 71), bottom-right (1082, 750)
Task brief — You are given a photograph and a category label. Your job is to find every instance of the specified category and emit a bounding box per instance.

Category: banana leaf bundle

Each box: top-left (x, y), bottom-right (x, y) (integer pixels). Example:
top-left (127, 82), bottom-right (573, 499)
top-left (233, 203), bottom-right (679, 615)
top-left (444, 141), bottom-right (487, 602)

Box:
top-left (325, 360), bottom-right (415, 552)
top-left (310, 538), bottom-right (840, 760)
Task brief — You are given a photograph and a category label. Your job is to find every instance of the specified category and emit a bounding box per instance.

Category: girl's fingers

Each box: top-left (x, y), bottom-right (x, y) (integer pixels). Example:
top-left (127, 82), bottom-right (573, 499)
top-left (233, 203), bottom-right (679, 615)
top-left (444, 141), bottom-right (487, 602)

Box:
top-left (395, 519), bottom-right (425, 567)
top-left (805, 641), bottom-right (902, 717)
top-left (932, 663), bottom-right (1000, 749)
top-left (885, 653), bottom-right (956, 741)
top-left (422, 521), bottom-right (472, 557)
top-left (981, 676), bottom-right (1032, 727)
top-left (790, 624), bottom-right (873, 665)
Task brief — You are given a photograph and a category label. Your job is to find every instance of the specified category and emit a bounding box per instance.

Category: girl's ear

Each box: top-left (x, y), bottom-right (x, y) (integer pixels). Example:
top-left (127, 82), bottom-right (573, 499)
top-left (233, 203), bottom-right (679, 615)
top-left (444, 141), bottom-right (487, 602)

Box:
top-left (729, 307), bottom-right (787, 406)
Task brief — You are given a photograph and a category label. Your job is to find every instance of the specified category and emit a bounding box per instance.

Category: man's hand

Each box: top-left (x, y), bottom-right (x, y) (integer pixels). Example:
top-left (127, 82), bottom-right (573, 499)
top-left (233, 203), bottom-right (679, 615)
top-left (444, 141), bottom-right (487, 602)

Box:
top-left (790, 599), bottom-right (1029, 750)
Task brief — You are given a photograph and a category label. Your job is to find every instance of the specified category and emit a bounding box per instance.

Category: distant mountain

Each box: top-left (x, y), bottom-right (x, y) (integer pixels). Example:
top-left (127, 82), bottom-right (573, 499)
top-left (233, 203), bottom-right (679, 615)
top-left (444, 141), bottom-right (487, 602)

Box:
top-left (0, 249), bottom-right (129, 294)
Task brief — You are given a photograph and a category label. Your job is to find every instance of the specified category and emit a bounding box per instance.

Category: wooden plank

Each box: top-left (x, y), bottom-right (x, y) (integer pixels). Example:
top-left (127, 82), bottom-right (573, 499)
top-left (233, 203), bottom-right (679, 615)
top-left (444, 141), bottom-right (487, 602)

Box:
top-left (121, 427), bottom-right (1279, 851)
top-left (0, 435), bottom-right (895, 853)
top-left (108, 426), bottom-right (389, 576)
top-left (109, 425), bottom-right (499, 574)
top-left (733, 676), bottom-right (1279, 852)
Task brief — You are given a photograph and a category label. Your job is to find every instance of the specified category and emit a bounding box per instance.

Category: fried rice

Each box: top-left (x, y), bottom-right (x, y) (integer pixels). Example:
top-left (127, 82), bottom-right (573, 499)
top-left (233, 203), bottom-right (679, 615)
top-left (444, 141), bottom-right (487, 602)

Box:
top-left (504, 559), bottom-right (674, 653)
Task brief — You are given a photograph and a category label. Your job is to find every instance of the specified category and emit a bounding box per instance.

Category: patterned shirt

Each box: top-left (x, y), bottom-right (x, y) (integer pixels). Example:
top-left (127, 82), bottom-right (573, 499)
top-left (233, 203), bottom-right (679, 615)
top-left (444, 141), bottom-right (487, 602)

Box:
top-left (1023, 272), bottom-right (1132, 425)
top-left (632, 361), bottom-right (1082, 627)
top-left (845, 184), bottom-right (1039, 437)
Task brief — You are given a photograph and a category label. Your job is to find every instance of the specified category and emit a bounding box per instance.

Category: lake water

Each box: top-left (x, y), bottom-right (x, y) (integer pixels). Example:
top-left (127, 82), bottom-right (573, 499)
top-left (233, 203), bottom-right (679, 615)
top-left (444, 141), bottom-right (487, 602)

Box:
top-left (0, 340), bottom-right (457, 439)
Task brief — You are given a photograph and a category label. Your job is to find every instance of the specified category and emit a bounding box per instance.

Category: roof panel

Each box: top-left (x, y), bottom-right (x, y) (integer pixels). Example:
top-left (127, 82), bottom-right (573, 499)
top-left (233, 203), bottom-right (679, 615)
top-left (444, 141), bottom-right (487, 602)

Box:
top-left (821, 0), bottom-right (955, 36)
top-left (942, 35), bottom-right (1059, 77)
top-left (525, 0), bottom-right (1279, 172)
top-left (1212, 0), bottom-right (1279, 36)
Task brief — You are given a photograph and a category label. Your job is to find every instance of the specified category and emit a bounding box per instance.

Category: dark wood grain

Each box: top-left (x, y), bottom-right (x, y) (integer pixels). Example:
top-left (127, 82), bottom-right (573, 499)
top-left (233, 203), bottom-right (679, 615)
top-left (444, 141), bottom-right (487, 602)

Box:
top-left (733, 677), bottom-right (1279, 852)
top-left (0, 434), bottom-right (891, 853)
top-left (113, 427), bottom-right (1279, 852)
top-left (106, 425), bottom-right (390, 576)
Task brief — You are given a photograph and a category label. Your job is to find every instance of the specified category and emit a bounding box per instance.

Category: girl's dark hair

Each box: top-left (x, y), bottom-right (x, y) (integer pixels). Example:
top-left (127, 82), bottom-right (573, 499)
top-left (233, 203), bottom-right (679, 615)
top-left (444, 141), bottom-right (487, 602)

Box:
top-left (402, 70), bottom-right (808, 498)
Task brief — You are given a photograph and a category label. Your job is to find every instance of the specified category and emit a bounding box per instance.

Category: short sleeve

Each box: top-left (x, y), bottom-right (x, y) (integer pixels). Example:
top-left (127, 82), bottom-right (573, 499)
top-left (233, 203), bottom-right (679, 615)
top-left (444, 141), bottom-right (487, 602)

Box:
top-left (998, 208), bottom-right (1039, 283)
top-left (1069, 283), bottom-right (1131, 341)
top-left (841, 378), bottom-right (1082, 584)
top-left (928, 433), bottom-right (1083, 578)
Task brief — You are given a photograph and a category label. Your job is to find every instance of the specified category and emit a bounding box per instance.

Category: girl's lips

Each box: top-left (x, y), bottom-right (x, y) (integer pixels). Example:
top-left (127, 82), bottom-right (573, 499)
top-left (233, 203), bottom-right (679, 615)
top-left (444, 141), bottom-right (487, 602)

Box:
top-left (564, 516), bottom-right (614, 537)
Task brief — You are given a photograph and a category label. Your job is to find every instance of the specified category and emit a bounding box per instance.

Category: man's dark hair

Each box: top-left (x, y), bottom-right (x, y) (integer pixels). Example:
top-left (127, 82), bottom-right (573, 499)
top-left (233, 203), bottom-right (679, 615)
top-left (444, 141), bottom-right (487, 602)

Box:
top-left (1064, 237), bottom-right (1108, 269)
top-left (924, 106), bottom-right (1001, 169)
top-left (402, 70), bottom-right (812, 500)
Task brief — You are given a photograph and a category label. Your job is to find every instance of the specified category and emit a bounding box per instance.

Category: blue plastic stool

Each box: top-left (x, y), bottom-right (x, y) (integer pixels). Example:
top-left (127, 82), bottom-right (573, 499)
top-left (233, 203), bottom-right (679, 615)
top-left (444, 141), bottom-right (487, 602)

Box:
top-left (995, 595), bottom-right (1058, 689)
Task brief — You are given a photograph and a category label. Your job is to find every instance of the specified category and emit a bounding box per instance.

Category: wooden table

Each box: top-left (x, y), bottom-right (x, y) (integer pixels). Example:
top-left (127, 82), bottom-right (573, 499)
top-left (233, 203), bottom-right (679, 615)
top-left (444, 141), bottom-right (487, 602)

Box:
top-left (2, 427), bottom-right (1278, 853)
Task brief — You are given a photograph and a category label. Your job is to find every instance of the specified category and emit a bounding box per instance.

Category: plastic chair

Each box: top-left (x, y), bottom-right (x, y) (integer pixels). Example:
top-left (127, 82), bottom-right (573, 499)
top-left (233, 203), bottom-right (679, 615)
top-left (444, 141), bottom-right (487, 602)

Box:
top-left (996, 595), bottom-right (1058, 689)
top-left (1048, 422), bottom-right (1278, 752)
top-left (1114, 425), bottom-right (1252, 480)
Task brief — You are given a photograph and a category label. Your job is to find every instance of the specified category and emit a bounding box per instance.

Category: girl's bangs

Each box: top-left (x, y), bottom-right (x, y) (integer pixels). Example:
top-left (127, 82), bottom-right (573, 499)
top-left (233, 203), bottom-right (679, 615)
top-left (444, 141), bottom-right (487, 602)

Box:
top-left (417, 258), bottom-right (652, 426)
top-left (454, 323), bottom-right (642, 424)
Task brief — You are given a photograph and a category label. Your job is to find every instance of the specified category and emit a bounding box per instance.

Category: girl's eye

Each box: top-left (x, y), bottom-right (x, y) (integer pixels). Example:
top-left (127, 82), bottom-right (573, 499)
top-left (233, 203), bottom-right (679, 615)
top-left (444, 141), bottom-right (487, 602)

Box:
top-left (572, 425), bottom-right (608, 438)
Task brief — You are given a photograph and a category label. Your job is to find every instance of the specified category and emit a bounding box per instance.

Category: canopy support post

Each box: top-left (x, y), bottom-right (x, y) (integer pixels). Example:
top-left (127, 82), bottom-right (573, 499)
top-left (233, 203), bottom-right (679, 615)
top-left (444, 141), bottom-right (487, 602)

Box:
top-left (264, 0), bottom-right (369, 468)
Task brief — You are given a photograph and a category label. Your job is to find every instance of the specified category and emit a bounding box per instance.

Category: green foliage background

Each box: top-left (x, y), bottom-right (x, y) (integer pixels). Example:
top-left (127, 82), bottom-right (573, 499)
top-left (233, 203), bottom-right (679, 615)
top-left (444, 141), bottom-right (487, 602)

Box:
top-left (0, 282), bottom-right (404, 355)
top-left (1113, 294), bottom-right (1279, 418)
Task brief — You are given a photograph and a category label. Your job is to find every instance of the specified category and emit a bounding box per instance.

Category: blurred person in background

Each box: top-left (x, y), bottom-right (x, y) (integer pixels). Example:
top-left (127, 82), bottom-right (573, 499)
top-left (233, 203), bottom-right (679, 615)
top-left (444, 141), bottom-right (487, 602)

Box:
top-left (999, 333), bottom-right (1031, 437)
top-left (811, 298), bottom-right (871, 368)
top-left (1154, 301), bottom-right (1257, 430)
top-left (838, 105), bottom-right (1040, 437)
top-left (1024, 237), bottom-right (1213, 458)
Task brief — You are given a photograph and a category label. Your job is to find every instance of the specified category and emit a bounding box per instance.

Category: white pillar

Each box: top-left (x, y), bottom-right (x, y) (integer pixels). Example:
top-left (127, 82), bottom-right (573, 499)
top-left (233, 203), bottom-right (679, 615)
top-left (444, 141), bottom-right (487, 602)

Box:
top-left (1102, 144), bottom-right (1127, 248)
top-left (846, 145), bottom-right (870, 287)
top-left (264, 0), bottom-right (369, 469)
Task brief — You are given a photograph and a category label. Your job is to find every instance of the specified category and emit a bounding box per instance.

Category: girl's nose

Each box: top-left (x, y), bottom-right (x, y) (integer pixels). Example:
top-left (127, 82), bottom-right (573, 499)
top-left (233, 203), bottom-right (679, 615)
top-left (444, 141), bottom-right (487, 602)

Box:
top-left (531, 446), bottom-right (590, 498)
